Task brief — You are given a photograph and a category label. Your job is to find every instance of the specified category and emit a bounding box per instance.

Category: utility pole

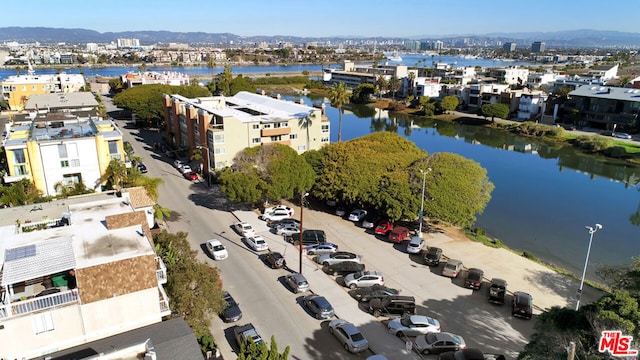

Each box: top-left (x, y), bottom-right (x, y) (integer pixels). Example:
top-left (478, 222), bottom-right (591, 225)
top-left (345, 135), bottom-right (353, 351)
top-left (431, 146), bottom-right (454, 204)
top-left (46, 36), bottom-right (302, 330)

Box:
top-left (299, 192), bottom-right (309, 274)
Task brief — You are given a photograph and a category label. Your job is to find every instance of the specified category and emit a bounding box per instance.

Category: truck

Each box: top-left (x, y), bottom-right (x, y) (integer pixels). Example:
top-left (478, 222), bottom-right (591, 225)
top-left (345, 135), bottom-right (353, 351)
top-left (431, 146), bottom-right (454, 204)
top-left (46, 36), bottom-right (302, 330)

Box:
top-left (233, 323), bottom-right (263, 347)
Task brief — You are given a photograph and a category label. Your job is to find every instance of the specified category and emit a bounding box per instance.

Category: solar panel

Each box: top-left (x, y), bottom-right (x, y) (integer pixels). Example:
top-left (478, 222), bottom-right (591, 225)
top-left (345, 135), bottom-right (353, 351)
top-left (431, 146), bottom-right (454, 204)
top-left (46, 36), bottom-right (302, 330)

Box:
top-left (5, 244), bottom-right (37, 262)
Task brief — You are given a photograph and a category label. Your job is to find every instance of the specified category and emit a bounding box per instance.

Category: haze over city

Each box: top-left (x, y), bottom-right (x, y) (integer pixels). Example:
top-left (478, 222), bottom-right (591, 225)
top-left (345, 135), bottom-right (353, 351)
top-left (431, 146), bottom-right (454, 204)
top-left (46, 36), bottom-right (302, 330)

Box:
top-left (4, 0), bottom-right (640, 38)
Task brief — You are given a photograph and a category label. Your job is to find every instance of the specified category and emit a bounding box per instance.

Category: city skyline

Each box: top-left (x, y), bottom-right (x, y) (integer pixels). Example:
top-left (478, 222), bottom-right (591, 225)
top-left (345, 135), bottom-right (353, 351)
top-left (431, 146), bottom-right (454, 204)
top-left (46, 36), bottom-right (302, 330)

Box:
top-left (4, 0), bottom-right (640, 39)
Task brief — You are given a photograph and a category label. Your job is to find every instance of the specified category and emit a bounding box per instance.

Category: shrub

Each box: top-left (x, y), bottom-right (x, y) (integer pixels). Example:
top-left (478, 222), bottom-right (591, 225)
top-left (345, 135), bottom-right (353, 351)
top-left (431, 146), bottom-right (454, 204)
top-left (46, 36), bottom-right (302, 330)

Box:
top-left (573, 135), bottom-right (614, 152)
top-left (522, 251), bottom-right (537, 260)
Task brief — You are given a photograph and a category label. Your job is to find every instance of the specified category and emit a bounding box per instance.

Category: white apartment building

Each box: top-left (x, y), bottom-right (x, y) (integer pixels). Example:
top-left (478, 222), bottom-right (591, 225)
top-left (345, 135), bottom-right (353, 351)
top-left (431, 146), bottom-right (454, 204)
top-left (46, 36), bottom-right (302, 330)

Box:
top-left (527, 71), bottom-right (558, 89)
top-left (489, 67), bottom-right (530, 86)
top-left (517, 92), bottom-right (547, 121)
top-left (121, 71), bottom-right (190, 88)
top-left (0, 193), bottom-right (170, 359)
top-left (163, 91), bottom-right (329, 172)
top-left (413, 78), bottom-right (442, 98)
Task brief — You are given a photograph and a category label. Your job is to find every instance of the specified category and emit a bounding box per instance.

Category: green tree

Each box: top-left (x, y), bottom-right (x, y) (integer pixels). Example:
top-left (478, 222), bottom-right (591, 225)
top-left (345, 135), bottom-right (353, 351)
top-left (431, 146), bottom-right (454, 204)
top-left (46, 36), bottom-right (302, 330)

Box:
top-left (102, 159), bottom-right (127, 190)
top-left (439, 95), bottom-right (459, 113)
top-left (108, 77), bottom-right (125, 94)
top-left (230, 74), bottom-right (257, 95)
top-left (0, 179), bottom-right (44, 206)
top-left (375, 75), bottom-right (388, 99)
top-left (350, 83), bottom-right (375, 104)
top-left (407, 72), bottom-right (416, 97)
top-left (328, 82), bottom-right (350, 142)
top-left (217, 64), bottom-right (234, 96)
top-left (237, 335), bottom-right (290, 360)
top-left (419, 96), bottom-right (436, 116)
top-left (481, 103), bottom-right (510, 122)
top-left (219, 144), bottom-right (315, 205)
top-left (206, 55), bottom-right (217, 94)
top-left (54, 181), bottom-right (94, 198)
top-left (389, 75), bottom-right (400, 100)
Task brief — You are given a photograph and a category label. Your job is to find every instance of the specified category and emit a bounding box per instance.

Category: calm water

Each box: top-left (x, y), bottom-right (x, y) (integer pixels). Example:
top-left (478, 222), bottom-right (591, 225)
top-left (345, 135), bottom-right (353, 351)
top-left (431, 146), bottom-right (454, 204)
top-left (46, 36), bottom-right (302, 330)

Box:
top-left (286, 94), bottom-right (640, 280)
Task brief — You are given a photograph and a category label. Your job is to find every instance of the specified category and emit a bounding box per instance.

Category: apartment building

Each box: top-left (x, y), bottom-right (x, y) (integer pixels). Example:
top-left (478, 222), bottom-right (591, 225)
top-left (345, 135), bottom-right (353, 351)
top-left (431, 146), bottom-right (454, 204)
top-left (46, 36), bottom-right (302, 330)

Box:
top-left (2, 105), bottom-right (126, 196)
top-left (323, 60), bottom-right (409, 88)
top-left (121, 70), bottom-right (190, 88)
top-left (567, 86), bottom-right (640, 132)
top-left (163, 91), bottom-right (329, 173)
top-left (0, 192), bottom-right (171, 359)
top-left (489, 66), bottom-right (530, 86)
top-left (1, 65), bottom-right (86, 110)
top-left (517, 91), bottom-right (547, 121)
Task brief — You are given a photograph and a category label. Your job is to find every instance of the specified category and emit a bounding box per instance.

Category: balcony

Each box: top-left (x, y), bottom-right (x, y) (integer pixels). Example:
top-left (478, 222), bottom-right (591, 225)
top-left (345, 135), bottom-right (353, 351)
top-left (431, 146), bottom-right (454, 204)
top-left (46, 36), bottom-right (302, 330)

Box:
top-left (158, 286), bottom-right (171, 317)
top-left (0, 289), bottom-right (79, 319)
top-left (3, 173), bottom-right (31, 184)
top-left (155, 256), bottom-right (167, 285)
top-left (261, 127), bottom-right (291, 137)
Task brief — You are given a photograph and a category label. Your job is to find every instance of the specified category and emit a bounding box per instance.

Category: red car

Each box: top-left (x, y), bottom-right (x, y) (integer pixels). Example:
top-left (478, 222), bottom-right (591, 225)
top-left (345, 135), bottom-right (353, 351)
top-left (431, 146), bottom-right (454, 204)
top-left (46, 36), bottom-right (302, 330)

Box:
top-left (388, 227), bottom-right (410, 243)
top-left (183, 171), bottom-right (199, 181)
top-left (374, 220), bottom-right (393, 235)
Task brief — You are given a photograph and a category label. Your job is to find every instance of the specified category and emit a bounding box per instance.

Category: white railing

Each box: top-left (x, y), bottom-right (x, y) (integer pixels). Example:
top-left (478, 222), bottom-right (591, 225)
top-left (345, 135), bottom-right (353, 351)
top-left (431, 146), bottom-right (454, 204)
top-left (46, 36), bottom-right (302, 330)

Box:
top-left (158, 286), bottom-right (171, 317)
top-left (155, 256), bottom-right (167, 285)
top-left (2, 289), bottom-right (79, 318)
top-left (20, 218), bottom-right (61, 232)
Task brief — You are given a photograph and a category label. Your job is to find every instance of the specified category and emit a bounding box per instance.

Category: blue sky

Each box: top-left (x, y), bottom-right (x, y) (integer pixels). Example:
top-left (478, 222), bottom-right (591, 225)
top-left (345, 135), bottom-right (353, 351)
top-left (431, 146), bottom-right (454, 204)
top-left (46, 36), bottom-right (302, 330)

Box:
top-left (4, 0), bottom-right (639, 38)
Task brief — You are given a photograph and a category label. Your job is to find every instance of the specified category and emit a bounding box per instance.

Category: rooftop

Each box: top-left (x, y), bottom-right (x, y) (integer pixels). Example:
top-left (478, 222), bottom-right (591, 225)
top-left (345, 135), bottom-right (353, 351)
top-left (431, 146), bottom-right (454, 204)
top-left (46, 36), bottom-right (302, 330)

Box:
top-left (570, 85), bottom-right (640, 101)
top-left (25, 92), bottom-right (99, 111)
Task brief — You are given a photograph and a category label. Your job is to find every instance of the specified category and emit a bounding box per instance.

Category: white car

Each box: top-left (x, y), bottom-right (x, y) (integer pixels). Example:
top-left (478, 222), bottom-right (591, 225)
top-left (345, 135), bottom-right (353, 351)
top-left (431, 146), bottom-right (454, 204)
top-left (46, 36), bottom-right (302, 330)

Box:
top-left (387, 315), bottom-right (441, 337)
top-left (344, 271), bottom-right (384, 289)
top-left (348, 209), bottom-right (367, 222)
top-left (328, 319), bottom-right (369, 353)
top-left (205, 239), bottom-right (228, 260)
top-left (173, 159), bottom-right (184, 168)
top-left (232, 222), bottom-right (256, 237)
top-left (180, 165), bottom-right (192, 174)
top-left (263, 205), bottom-right (294, 217)
top-left (262, 209), bottom-right (294, 222)
top-left (274, 224), bottom-right (300, 236)
top-left (406, 236), bottom-right (425, 254)
top-left (306, 242), bottom-right (339, 256)
top-left (245, 235), bottom-right (269, 251)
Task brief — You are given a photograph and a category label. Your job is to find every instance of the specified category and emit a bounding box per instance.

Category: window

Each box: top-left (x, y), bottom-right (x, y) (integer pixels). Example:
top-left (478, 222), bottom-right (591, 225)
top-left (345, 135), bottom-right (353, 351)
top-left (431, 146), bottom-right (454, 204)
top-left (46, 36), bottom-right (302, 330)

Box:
top-left (263, 124), bottom-right (272, 129)
top-left (321, 124), bottom-right (330, 133)
top-left (213, 134), bottom-right (224, 144)
top-left (252, 138), bottom-right (261, 144)
top-left (289, 134), bottom-right (298, 140)
top-left (32, 312), bottom-right (54, 334)
top-left (63, 173), bottom-right (81, 186)
top-left (13, 149), bottom-right (26, 164)
top-left (321, 137), bottom-right (329, 142)
top-left (57, 144), bottom-right (68, 158)
top-left (297, 145), bottom-right (306, 151)
top-left (214, 148), bottom-right (225, 155)
top-left (108, 141), bottom-right (118, 154)
top-left (214, 162), bottom-right (225, 169)
top-left (270, 135), bottom-right (282, 142)
top-left (61, 160), bottom-right (69, 168)
top-left (252, 124), bottom-right (259, 130)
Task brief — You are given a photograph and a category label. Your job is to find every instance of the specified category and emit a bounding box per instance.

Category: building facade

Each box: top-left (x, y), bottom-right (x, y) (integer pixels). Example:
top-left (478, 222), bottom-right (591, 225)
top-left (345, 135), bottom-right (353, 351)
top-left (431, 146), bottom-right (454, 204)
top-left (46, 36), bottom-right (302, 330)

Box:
top-left (163, 91), bottom-right (329, 172)
top-left (0, 193), bottom-right (170, 359)
top-left (567, 86), bottom-right (640, 132)
top-left (531, 41), bottom-right (546, 53)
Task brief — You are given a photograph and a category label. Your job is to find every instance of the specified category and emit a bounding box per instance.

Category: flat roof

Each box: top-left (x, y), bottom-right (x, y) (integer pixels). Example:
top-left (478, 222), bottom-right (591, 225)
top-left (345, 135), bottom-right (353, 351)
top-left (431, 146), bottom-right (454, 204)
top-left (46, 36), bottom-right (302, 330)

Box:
top-left (25, 92), bottom-right (99, 111)
top-left (569, 85), bottom-right (640, 101)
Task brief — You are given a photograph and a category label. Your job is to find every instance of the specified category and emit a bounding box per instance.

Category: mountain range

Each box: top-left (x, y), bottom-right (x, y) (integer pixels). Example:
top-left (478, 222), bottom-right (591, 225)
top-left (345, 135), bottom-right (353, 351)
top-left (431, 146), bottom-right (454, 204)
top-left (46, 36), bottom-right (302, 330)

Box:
top-left (1, 27), bottom-right (639, 48)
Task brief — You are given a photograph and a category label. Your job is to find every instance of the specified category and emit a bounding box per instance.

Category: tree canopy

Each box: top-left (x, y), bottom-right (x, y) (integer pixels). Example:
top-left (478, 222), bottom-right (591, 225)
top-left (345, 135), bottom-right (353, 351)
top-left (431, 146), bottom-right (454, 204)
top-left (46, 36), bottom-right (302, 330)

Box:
top-left (218, 144), bottom-right (315, 205)
top-left (237, 335), bottom-right (290, 360)
top-left (350, 83), bottom-right (375, 104)
top-left (113, 84), bottom-right (211, 124)
top-left (439, 95), bottom-right (460, 113)
top-left (481, 103), bottom-right (510, 121)
top-left (329, 82), bottom-right (350, 142)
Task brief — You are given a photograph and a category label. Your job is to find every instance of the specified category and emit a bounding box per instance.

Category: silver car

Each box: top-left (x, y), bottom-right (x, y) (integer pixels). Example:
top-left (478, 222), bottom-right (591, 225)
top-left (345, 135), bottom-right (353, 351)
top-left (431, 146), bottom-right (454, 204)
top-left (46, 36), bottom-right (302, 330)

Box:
top-left (414, 332), bottom-right (466, 355)
top-left (306, 242), bottom-right (339, 255)
top-left (406, 236), bottom-right (425, 254)
top-left (284, 273), bottom-right (309, 293)
top-left (442, 259), bottom-right (463, 278)
top-left (328, 319), bottom-right (369, 353)
top-left (315, 251), bottom-right (361, 266)
top-left (344, 271), bottom-right (384, 289)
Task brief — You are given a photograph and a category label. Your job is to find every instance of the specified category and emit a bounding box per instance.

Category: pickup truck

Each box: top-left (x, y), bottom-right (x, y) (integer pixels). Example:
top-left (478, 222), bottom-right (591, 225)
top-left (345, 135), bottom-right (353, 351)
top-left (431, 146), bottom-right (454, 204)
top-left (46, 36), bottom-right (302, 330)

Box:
top-left (233, 323), bottom-right (263, 347)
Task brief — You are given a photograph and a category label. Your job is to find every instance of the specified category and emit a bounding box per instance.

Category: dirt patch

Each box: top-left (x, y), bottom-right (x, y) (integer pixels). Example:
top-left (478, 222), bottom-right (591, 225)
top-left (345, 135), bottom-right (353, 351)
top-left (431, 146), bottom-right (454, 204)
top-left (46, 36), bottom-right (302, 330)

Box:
top-left (431, 224), bottom-right (470, 242)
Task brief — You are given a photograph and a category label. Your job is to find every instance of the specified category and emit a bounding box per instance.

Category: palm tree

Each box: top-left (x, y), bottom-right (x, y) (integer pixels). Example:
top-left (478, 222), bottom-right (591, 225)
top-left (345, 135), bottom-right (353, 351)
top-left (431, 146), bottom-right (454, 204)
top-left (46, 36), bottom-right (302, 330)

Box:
top-left (328, 82), bottom-right (350, 142)
top-left (206, 55), bottom-right (217, 93)
top-left (375, 75), bottom-right (388, 99)
top-left (389, 75), bottom-right (400, 100)
top-left (102, 159), bottom-right (127, 191)
top-left (14, 66), bottom-right (22, 75)
top-left (298, 113), bottom-right (313, 150)
top-left (407, 72), bottom-right (416, 98)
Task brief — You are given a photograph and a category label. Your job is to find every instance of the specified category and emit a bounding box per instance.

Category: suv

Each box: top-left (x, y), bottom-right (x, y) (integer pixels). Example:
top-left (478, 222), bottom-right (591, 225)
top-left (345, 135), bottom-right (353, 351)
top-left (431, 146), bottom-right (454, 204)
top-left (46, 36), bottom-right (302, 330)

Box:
top-left (488, 278), bottom-right (507, 305)
top-left (369, 295), bottom-right (416, 318)
top-left (512, 291), bottom-right (533, 319)
top-left (442, 259), bottom-right (463, 278)
top-left (287, 229), bottom-right (326, 246)
top-left (233, 323), bottom-right (263, 347)
top-left (463, 268), bottom-right (484, 290)
top-left (344, 271), bottom-right (384, 289)
top-left (388, 227), bottom-right (410, 243)
top-left (423, 247), bottom-right (443, 266)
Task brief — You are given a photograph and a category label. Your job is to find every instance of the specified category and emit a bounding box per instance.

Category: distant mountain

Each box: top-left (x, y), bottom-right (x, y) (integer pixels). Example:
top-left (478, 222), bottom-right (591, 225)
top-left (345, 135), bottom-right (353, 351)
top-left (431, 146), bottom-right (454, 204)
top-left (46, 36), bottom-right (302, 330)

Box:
top-left (1, 27), bottom-right (639, 48)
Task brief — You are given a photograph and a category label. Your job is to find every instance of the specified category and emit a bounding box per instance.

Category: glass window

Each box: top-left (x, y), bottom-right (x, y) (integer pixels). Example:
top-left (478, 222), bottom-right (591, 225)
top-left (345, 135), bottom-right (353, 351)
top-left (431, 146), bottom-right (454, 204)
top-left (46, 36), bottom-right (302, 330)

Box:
top-left (60, 160), bottom-right (69, 168)
top-left (214, 134), bottom-right (224, 144)
top-left (252, 124), bottom-right (259, 130)
top-left (252, 138), bottom-right (261, 144)
top-left (108, 141), bottom-right (118, 154)
top-left (214, 148), bottom-right (225, 155)
top-left (14, 165), bottom-right (27, 175)
top-left (13, 149), bottom-right (26, 164)
top-left (297, 145), bottom-right (306, 151)
top-left (321, 124), bottom-right (330, 133)
top-left (321, 137), bottom-right (329, 142)
top-left (32, 312), bottom-right (55, 334)
top-left (58, 144), bottom-right (68, 158)
top-left (263, 124), bottom-right (271, 129)
top-left (289, 134), bottom-right (298, 139)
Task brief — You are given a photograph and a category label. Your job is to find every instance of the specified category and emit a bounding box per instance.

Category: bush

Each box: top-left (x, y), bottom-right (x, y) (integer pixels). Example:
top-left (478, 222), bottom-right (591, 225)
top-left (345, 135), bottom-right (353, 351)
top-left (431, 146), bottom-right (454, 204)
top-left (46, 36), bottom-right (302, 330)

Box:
top-left (522, 251), bottom-right (537, 261)
top-left (602, 146), bottom-right (628, 158)
top-left (573, 135), bottom-right (614, 152)
top-left (508, 122), bottom-right (565, 138)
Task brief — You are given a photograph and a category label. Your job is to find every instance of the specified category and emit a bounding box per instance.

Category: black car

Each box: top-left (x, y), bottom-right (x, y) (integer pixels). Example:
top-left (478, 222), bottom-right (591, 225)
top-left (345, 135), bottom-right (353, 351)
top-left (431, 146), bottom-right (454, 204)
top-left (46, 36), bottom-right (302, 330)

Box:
top-left (512, 291), bottom-right (533, 319)
top-left (136, 162), bottom-right (148, 173)
top-left (488, 278), bottom-right (507, 305)
top-left (438, 348), bottom-right (486, 360)
top-left (352, 284), bottom-right (399, 302)
top-left (221, 292), bottom-right (242, 323)
top-left (423, 246), bottom-right (443, 266)
top-left (263, 252), bottom-right (286, 269)
top-left (463, 268), bottom-right (484, 290)
top-left (323, 261), bottom-right (365, 276)
top-left (368, 295), bottom-right (416, 318)
top-left (286, 229), bottom-right (326, 246)
top-left (302, 294), bottom-right (335, 320)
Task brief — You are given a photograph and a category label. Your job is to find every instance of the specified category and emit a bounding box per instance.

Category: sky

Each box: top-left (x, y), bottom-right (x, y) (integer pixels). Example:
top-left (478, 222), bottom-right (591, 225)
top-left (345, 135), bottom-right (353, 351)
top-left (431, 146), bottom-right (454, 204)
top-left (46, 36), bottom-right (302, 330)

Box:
top-left (3, 0), bottom-right (639, 38)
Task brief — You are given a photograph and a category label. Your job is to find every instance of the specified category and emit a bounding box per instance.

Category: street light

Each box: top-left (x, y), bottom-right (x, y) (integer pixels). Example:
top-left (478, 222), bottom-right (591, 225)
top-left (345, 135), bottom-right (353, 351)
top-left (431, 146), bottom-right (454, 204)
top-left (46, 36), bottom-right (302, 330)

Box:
top-left (575, 223), bottom-right (603, 310)
top-left (299, 192), bottom-right (309, 274)
top-left (417, 168), bottom-right (432, 238)
top-left (195, 146), bottom-right (210, 188)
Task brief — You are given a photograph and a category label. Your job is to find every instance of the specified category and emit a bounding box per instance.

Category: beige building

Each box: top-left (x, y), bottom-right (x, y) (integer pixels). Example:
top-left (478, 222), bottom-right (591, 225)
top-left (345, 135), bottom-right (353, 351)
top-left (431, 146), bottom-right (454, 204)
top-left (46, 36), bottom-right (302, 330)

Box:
top-left (163, 91), bottom-right (329, 173)
top-left (0, 192), bottom-right (170, 359)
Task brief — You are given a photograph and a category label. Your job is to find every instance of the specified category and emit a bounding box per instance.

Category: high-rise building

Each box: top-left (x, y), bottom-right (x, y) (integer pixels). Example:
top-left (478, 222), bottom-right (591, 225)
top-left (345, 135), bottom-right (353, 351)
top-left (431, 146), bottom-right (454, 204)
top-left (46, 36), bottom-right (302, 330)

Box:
top-left (503, 42), bottom-right (516, 52)
top-left (531, 41), bottom-right (546, 53)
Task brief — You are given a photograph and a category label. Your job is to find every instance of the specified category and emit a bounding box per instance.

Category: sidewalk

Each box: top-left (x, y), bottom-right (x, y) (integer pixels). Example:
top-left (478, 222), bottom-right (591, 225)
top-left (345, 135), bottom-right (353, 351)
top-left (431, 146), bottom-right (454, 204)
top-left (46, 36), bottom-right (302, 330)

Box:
top-left (232, 210), bottom-right (420, 360)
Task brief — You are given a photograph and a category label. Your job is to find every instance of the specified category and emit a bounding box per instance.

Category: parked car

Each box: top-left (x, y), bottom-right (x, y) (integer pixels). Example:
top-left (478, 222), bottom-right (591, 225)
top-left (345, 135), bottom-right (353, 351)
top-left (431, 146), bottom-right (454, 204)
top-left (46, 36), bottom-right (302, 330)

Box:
top-left (233, 323), bottom-right (263, 347)
top-left (262, 209), bottom-right (294, 222)
top-left (180, 165), bottom-right (193, 174)
top-left (303, 294), bottom-right (334, 319)
top-left (326, 199), bottom-right (337, 207)
top-left (232, 222), bottom-right (256, 237)
top-left (323, 261), bottom-right (366, 276)
top-left (389, 227), bottom-right (410, 243)
top-left (369, 295), bottom-right (416, 318)
top-left (284, 273), bottom-right (310, 293)
top-left (263, 205), bottom-right (294, 217)
top-left (245, 235), bottom-right (268, 252)
top-left (344, 271), bottom-right (384, 289)
top-left (328, 319), bottom-right (369, 353)
top-left (352, 284), bottom-right (399, 302)
top-left (274, 224), bottom-right (300, 236)
top-left (205, 239), bottom-right (228, 260)
top-left (136, 162), bottom-right (148, 173)
top-left (316, 251), bottom-right (361, 266)
top-left (512, 291), bottom-right (533, 319)
top-left (463, 268), bottom-right (484, 290)
top-left (442, 259), bottom-right (463, 278)
top-left (220, 292), bottom-right (242, 322)
top-left (423, 246), bottom-right (443, 266)
top-left (406, 236), bottom-right (425, 254)
top-left (414, 332), bottom-right (466, 355)
top-left (614, 132), bottom-right (632, 139)
top-left (438, 348), bottom-right (487, 360)
top-left (263, 251), bottom-right (286, 269)
top-left (306, 242), bottom-right (338, 256)
top-left (348, 209), bottom-right (368, 222)
top-left (374, 220), bottom-right (393, 235)
top-left (267, 218), bottom-right (300, 228)
top-left (387, 314), bottom-right (441, 337)
top-left (173, 159), bottom-right (184, 168)
top-left (286, 229), bottom-right (326, 246)
top-left (335, 206), bottom-right (347, 217)
top-left (183, 171), bottom-right (199, 181)
top-left (361, 213), bottom-right (380, 229)
top-left (488, 278), bottom-right (507, 305)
